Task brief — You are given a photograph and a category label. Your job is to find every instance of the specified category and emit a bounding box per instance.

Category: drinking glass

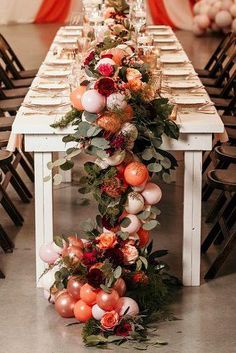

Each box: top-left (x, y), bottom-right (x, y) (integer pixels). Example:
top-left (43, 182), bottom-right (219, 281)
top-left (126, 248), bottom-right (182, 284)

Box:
top-left (69, 12), bottom-right (81, 26)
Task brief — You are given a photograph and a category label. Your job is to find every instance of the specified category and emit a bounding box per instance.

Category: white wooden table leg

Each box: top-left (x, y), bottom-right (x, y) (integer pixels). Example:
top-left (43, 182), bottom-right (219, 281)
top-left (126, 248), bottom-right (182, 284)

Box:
top-left (34, 152), bottom-right (53, 286)
top-left (183, 151), bottom-right (202, 286)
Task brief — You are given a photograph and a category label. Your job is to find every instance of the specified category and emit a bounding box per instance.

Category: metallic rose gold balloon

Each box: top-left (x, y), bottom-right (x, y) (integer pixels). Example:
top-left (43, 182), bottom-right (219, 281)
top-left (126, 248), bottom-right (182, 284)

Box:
top-left (96, 289), bottom-right (119, 311)
top-left (113, 278), bottom-right (126, 297)
top-left (55, 292), bottom-right (76, 318)
top-left (67, 276), bottom-right (85, 300)
top-left (62, 245), bottom-right (83, 264)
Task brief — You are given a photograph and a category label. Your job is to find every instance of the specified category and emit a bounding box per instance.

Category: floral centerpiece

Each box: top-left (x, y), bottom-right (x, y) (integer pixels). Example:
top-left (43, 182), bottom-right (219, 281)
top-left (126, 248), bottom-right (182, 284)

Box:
top-left (39, 0), bottom-right (180, 348)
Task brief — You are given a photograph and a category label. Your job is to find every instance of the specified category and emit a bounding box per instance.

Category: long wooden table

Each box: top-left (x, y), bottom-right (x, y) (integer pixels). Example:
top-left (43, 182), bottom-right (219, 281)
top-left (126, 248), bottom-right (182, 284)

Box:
top-left (11, 25), bottom-right (224, 286)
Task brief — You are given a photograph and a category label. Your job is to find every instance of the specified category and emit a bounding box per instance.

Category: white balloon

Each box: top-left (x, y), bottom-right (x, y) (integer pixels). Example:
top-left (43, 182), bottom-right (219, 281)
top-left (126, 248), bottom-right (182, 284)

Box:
top-left (107, 93), bottom-right (127, 111)
top-left (132, 180), bottom-right (147, 192)
top-left (215, 10), bottom-right (232, 28)
top-left (92, 304), bottom-right (106, 320)
top-left (121, 214), bottom-right (141, 233)
top-left (116, 297), bottom-right (139, 316)
top-left (125, 192), bottom-right (145, 214)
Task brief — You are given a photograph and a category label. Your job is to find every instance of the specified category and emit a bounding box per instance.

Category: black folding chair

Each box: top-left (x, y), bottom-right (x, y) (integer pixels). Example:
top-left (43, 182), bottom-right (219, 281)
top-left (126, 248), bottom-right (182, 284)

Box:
top-left (0, 33), bottom-right (37, 79)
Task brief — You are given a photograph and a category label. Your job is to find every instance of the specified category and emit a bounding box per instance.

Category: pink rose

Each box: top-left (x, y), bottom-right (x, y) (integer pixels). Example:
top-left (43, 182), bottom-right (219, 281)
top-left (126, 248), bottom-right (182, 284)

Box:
top-left (100, 310), bottom-right (119, 330)
top-left (97, 63), bottom-right (115, 77)
top-left (121, 244), bottom-right (139, 265)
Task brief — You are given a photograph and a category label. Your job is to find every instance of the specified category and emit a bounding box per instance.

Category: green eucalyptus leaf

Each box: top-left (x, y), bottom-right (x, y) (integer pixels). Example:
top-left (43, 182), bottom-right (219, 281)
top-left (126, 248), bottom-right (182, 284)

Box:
top-left (160, 157), bottom-right (171, 169)
top-left (60, 160), bottom-right (74, 171)
top-left (113, 266), bottom-right (122, 279)
top-left (121, 217), bottom-right (131, 228)
top-left (142, 148), bottom-right (154, 161)
top-left (148, 163), bottom-right (162, 173)
top-left (143, 220), bottom-right (158, 230)
top-left (87, 125), bottom-right (102, 137)
top-left (43, 175), bottom-right (51, 182)
top-left (53, 173), bottom-right (63, 185)
top-left (83, 111), bottom-right (97, 123)
top-left (91, 137), bottom-right (110, 150)
top-left (139, 256), bottom-right (148, 269)
top-left (100, 284), bottom-right (112, 293)
top-left (162, 172), bottom-right (172, 184)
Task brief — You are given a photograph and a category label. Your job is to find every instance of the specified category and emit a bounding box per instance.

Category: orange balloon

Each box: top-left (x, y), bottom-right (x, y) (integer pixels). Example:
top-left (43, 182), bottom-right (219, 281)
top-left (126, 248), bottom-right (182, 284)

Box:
top-left (124, 162), bottom-right (149, 186)
top-left (67, 276), bottom-right (85, 300)
top-left (80, 283), bottom-right (98, 305)
top-left (62, 245), bottom-right (83, 264)
top-left (55, 292), bottom-right (76, 318)
top-left (74, 300), bottom-right (92, 322)
top-left (67, 236), bottom-right (84, 249)
top-left (137, 228), bottom-right (149, 247)
top-left (96, 289), bottom-right (119, 311)
top-left (70, 86), bottom-right (86, 111)
top-left (113, 278), bottom-right (126, 296)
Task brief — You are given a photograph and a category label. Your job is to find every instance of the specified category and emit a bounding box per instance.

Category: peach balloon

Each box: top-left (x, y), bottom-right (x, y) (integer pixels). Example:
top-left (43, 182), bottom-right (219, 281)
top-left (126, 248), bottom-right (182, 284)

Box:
top-left (113, 278), bottom-right (126, 296)
top-left (221, 0), bottom-right (233, 10)
top-left (67, 276), bottom-right (85, 300)
top-left (96, 289), bottom-right (120, 311)
top-left (67, 236), bottom-right (84, 249)
top-left (70, 86), bottom-right (87, 111)
top-left (124, 162), bottom-right (149, 186)
top-left (55, 292), bottom-right (76, 318)
top-left (230, 4), bottom-right (236, 16)
top-left (196, 14), bottom-right (210, 29)
top-left (141, 182), bottom-right (162, 205)
top-left (80, 283), bottom-right (98, 305)
top-left (74, 300), bottom-right (92, 322)
top-left (215, 10), bottom-right (232, 27)
top-left (232, 18), bottom-right (236, 31)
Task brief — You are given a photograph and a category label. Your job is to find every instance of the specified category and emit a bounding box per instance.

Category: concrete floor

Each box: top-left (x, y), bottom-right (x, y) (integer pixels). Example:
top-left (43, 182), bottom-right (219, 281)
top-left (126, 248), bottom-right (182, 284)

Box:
top-left (0, 24), bottom-right (236, 353)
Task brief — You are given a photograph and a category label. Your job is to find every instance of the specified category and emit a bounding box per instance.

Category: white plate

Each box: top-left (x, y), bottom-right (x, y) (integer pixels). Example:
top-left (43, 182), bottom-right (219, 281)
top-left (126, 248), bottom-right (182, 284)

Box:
top-left (63, 26), bottom-right (82, 30)
top-left (44, 58), bottom-right (73, 66)
top-left (167, 82), bottom-right (201, 89)
top-left (25, 97), bottom-right (63, 106)
top-left (163, 69), bottom-right (194, 76)
top-left (160, 55), bottom-right (188, 64)
top-left (55, 37), bottom-right (77, 44)
top-left (154, 38), bottom-right (176, 43)
top-left (172, 97), bottom-right (208, 105)
top-left (148, 30), bottom-right (172, 36)
top-left (39, 70), bottom-right (70, 77)
top-left (59, 30), bottom-right (81, 36)
top-left (159, 45), bottom-right (180, 51)
top-left (148, 25), bottom-right (170, 30)
top-left (33, 82), bottom-right (69, 90)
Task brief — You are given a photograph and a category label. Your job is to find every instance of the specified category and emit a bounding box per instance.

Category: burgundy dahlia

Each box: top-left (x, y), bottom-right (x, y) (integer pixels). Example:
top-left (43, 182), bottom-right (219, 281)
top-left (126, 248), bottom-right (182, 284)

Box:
top-left (95, 77), bottom-right (116, 97)
top-left (110, 133), bottom-right (126, 150)
top-left (101, 53), bottom-right (113, 59)
top-left (82, 249), bottom-right (98, 266)
top-left (115, 322), bottom-right (132, 337)
top-left (84, 50), bottom-right (95, 66)
top-left (86, 268), bottom-right (105, 288)
top-left (104, 248), bottom-right (124, 266)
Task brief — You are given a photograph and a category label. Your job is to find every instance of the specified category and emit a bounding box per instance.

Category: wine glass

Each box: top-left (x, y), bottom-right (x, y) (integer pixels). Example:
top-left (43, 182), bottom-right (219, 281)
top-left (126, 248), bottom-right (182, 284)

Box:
top-left (69, 12), bottom-right (81, 26)
top-left (131, 2), bottom-right (147, 42)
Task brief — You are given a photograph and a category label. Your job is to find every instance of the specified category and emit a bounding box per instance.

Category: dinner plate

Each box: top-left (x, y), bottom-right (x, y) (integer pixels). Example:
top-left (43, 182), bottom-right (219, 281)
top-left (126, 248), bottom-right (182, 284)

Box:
top-left (163, 69), bottom-right (194, 76)
top-left (63, 26), bottom-right (82, 30)
top-left (160, 55), bottom-right (188, 63)
top-left (154, 38), bottom-right (176, 43)
top-left (39, 70), bottom-right (70, 77)
top-left (166, 81), bottom-right (202, 89)
top-left (59, 30), bottom-right (81, 36)
top-left (148, 25), bottom-right (170, 30)
top-left (148, 30), bottom-right (172, 36)
top-left (55, 37), bottom-right (77, 44)
top-left (158, 45), bottom-right (180, 51)
top-left (172, 97), bottom-right (208, 105)
top-left (44, 58), bottom-right (73, 66)
top-left (33, 82), bottom-right (69, 90)
top-left (25, 97), bottom-right (64, 106)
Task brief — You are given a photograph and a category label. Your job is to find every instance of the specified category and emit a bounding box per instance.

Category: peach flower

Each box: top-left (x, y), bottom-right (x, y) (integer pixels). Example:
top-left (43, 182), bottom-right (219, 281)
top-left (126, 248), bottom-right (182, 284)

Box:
top-left (128, 79), bottom-right (143, 92)
top-left (96, 232), bottom-right (117, 250)
top-left (121, 244), bottom-right (139, 265)
top-left (100, 310), bottom-right (119, 330)
top-left (126, 68), bottom-right (142, 82)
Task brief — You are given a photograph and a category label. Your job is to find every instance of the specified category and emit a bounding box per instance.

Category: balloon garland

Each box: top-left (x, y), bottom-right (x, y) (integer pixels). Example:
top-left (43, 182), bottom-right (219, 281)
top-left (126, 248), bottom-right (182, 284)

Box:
top-left (193, 0), bottom-right (236, 35)
top-left (39, 0), bottom-right (180, 347)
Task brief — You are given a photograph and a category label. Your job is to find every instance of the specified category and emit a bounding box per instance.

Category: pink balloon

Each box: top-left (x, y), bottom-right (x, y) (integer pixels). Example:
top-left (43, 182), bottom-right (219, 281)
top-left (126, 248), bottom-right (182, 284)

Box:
top-left (230, 4), bottom-right (236, 17)
top-left (215, 10), bottom-right (232, 27)
top-left (232, 18), bottom-right (236, 31)
top-left (92, 304), bottom-right (106, 320)
top-left (196, 14), bottom-right (211, 29)
top-left (221, 0), bottom-right (233, 10)
top-left (81, 89), bottom-right (106, 113)
top-left (116, 297), bottom-right (139, 316)
top-left (121, 214), bottom-right (141, 233)
top-left (141, 182), bottom-right (162, 205)
top-left (39, 242), bottom-right (59, 264)
top-left (193, 22), bottom-right (206, 36)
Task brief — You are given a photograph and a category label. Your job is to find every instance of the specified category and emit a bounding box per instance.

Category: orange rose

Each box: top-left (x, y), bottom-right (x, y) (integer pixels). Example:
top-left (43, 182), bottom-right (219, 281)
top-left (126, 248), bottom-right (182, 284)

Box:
top-left (128, 79), bottom-right (143, 92)
top-left (100, 310), bottom-right (119, 330)
top-left (126, 68), bottom-right (142, 82)
top-left (96, 232), bottom-right (117, 250)
top-left (121, 244), bottom-right (139, 265)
